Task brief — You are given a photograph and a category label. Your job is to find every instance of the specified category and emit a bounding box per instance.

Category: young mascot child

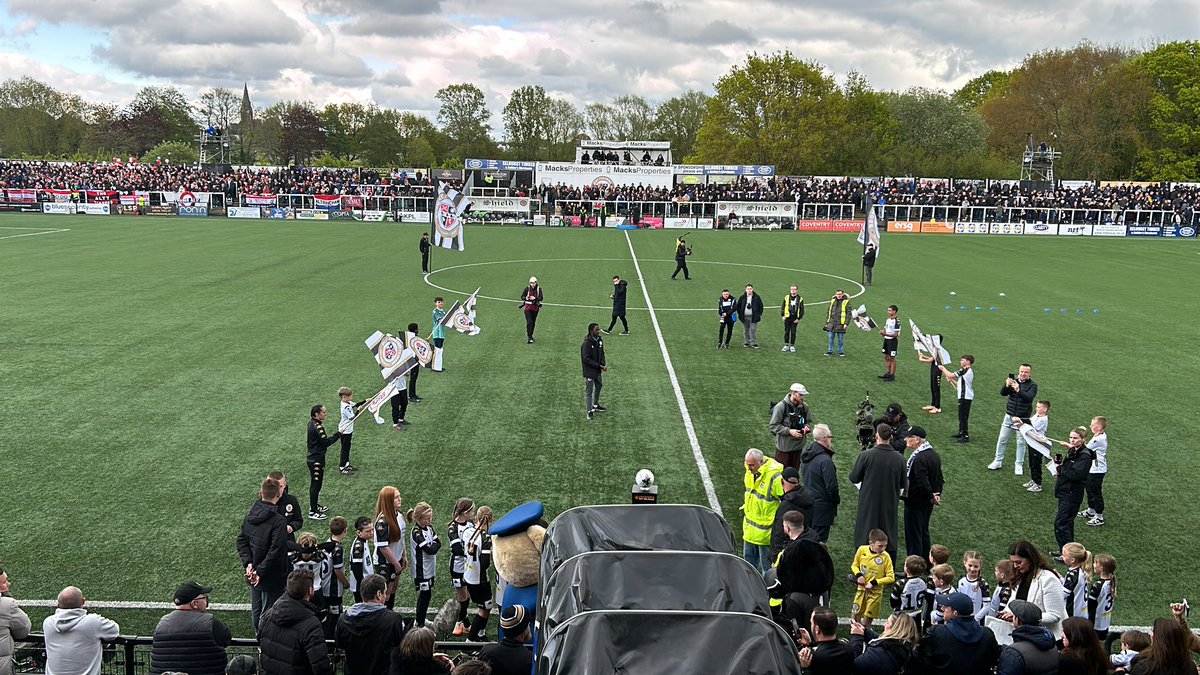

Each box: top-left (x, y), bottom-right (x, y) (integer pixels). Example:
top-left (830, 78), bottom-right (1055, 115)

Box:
top-left (850, 530), bottom-right (895, 627)
top-left (1061, 542), bottom-right (1092, 618)
top-left (407, 502), bottom-right (442, 628)
top-left (891, 555), bottom-right (929, 627)
top-left (976, 559), bottom-right (1015, 622)
top-left (957, 550), bottom-right (991, 616)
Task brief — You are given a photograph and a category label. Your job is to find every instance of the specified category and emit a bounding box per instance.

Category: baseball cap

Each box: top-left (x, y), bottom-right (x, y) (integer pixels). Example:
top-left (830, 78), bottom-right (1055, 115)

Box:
top-left (1007, 599), bottom-right (1042, 625)
top-left (781, 467), bottom-right (801, 483)
top-left (500, 604), bottom-right (530, 635)
top-left (908, 426), bottom-right (927, 439)
top-left (529, 276), bottom-right (538, 283)
top-left (935, 592), bottom-right (973, 616)
top-left (886, 403), bottom-right (902, 417)
top-left (174, 581), bottom-right (212, 605)
top-left (790, 383), bottom-right (809, 395)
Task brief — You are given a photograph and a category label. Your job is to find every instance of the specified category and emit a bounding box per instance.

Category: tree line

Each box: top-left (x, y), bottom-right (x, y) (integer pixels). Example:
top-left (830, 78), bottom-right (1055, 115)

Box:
top-left (0, 40), bottom-right (1195, 180)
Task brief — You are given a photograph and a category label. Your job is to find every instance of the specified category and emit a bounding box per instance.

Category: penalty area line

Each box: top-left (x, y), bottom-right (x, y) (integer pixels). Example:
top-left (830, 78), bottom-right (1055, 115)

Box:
top-left (0, 227), bottom-right (70, 241)
top-left (624, 231), bottom-right (721, 514)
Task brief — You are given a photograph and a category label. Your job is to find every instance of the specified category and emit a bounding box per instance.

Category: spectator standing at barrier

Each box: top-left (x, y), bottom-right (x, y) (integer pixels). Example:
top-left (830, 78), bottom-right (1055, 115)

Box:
top-left (237, 477), bottom-right (290, 634)
top-left (42, 586), bottom-right (120, 675)
top-left (150, 581), bottom-right (231, 675)
top-left (671, 236), bottom-right (691, 280)
top-left (306, 404), bottom-right (340, 520)
top-left (419, 233), bottom-right (431, 274)
top-left (919, 592), bottom-right (1000, 675)
top-left (716, 289), bottom-right (736, 349)
top-left (773, 511), bottom-right (834, 624)
top-left (519, 277), bottom-right (542, 344)
top-left (337, 574), bottom-right (407, 675)
top-left (850, 423), bottom-right (906, 562)
top-left (478, 605), bottom-right (533, 675)
top-left (902, 426), bottom-right (943, 559)
top-left (939, 354), bottom-right (975, 444)
top-left (581, 323), bottom-right (607, 421)
top-left (824, 289), bottom-right (850, 357)
top-left (996, 600), bottom-right (1058, 675)
top-left (770, 468), bottom-right (816, 560)
top-left (735, 284), bottom-right (764, 349)
top-left (863, 243), bottom-right (876, 286)
top-left (770, 383), bottom-right (811, 471)
top-left (780, 284), bottom-right (804, 352)
top-left (603, 276), bottom-right (628, 335)
top-left (259, 569), bottom-right (333, 675)
top-left (0, 568), bottom-right (30, 675)
top-left (988, 364), bottom-right (1038, 473)
top-left (742, 448), bottom-right (784, 574)
top-left (801, 424), bottom-right (840, 543)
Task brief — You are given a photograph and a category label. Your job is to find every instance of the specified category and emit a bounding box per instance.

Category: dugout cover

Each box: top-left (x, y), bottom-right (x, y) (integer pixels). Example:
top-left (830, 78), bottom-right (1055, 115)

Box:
top-left (539, 504), bottom-right (735, 582)
top-left (538, 550), bottom-right (771, 649)
top-left (537, 610), bottom-right (802, 675)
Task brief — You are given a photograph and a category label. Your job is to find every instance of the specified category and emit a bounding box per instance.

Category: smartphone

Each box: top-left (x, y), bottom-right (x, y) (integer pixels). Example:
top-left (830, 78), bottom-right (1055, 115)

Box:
top-left (1054, 453), bottom-right (1063, 463)
top-left (1008, 373), bottom-right (1016, 380)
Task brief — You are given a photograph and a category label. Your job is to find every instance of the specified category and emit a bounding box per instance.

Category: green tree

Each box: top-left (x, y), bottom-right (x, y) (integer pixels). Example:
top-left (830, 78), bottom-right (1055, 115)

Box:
top-left (584, 103), bottom-right (616, 140)
top-left (1130, 41), bottom-right (1200, 180)
top-left (653, 91), bottom-right (709, 161)
top-left (435, 83), bottom-right (495, 159)
top-left (610, 95), bottom-right (655, 140)
top-left (145, 140), bottom-right (199, 165)
top-left (321, 102), bottom-right (371, 161)
top-left (279, 102), bottom-right (326, 165)
top-left (0, 77), bottom-right (89, 157)
top-left (544, 98), bottom-right (584, 161)
top-left (502, 85), bottom-right (552, 159)
top-left (694, 51), bottom-right (845, 174)
top-left (256, 104), bottom-right (285, 164)
top-left (195, 87), bottom-right (239, 131)
top-left (884, 87), bottom-right (988, 177)
top-left (120, 86), bottom-right (196, 155)
top-left (356, 108), bottom-right (404, 167)
top-left (953, 70), bottom-right (1013, 110)
top-left (829, 72), bottom-right (897, 175)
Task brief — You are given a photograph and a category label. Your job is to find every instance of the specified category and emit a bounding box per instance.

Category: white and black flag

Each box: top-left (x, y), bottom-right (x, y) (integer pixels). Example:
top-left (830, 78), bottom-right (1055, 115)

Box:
top-left (433, 182), bottom-right (471, 251)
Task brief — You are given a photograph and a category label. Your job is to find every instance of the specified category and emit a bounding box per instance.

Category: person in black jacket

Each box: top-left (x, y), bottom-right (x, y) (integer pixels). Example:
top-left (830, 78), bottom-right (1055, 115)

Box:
top-left (519, 277), bottom-right (542, 344)
top-left (149, 581), bottom-right (231, 675)
top-left (882, 403), bottom-right (912, 452)
top-left (863, 243), bottom-right (876, 285)
top-left (670, 236), bottom-right (691, 280)
top-left (419, 233), bottom-right (431, 274)
top-left (478, 605), bottom-right (533, 675)
top-left (306, 405), bottom-right (340, 521)
top-left (902, 427), bottom-right (944, 558)
top-left (581, 323), bottom-right (607, 421)
top-left (603, 276), bottom-right (629, 335)
top-left (1052, 427), bottom-right (1094, 554)
top-left (773, 512), bottom-right (834, 624)
top-left (237, 477), bottom-right (290, 634)
top-left (734, 284), bottom-right (764, 348)
top-left (770, 468), bottom-right (815, 560)
top-left (268, 471), bottom-right (303, 540)
top-left (716, 289), bottom-right (736, 349)
top-left (919, 591), bottom-right (1000, 675)
top-left (797, 607), bottom-right (856, 674)
top-left (336, 574), bottom-right (407, 675)
top-left (989, 363), bottom-right (1038, 472)
top-left (259, 569), bottom-right (332, 675)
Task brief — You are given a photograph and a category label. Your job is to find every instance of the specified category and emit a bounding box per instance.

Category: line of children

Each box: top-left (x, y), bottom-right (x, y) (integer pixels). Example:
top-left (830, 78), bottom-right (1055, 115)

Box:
top-left (462, 506), bottom-right (495, 642)
top-left (336, 387), bottom-right (367, 475)
top-left (348, 516), bottom-right (375, 603)
top-left (1089, 554), bottom-right (1118, 647)
top-left (976, 559), bottom-right (1015, 622)
top-left (924, 564), bottom-right (956, 628)
top-left (890, 555), bottom-right (928, 627)
top-left (321, 516), bottom-right (350, 639)
top-left (956, 550), bottom-right (990, 617)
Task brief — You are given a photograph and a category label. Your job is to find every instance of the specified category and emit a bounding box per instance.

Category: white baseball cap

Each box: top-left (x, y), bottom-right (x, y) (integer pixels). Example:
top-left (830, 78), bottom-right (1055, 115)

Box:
top-left (529, 276), bottom-right (538, 283)
top-left (790, 383), bottom-right (809, 395)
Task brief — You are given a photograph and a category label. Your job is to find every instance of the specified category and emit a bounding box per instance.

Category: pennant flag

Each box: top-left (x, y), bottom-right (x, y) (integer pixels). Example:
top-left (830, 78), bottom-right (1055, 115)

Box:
top-left (434, 300), bottom-right (462, 331)
top-left (850, 304), bottom-right (877, 332)
top-left (857, 204), bottom-right (881, 257)
top-left (909, 320), bottom-right (939, 362)
top-left (447, 288), bottom-right (482, 335)
top-left (364, 331), bottom-right (419, 383)
top-left (1017, 423), bottom-right (1054, 461)
top-left (434, 181), bottom-right (471, 251)
top-left (406, 331), bottom-right (434, 367)
top-left (363, 380), bottom-right (400, 425)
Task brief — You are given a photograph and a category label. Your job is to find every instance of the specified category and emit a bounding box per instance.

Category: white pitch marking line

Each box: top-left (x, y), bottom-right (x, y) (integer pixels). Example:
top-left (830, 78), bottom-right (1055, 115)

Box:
top-left (0, 227), bottom-right (70, 241)
top-left (624, 231), bottom-right (721, 513)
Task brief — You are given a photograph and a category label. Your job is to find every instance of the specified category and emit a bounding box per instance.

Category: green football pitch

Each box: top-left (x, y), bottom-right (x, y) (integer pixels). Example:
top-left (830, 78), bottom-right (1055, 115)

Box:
top-left (1, 214), bottom-right (1195, 634)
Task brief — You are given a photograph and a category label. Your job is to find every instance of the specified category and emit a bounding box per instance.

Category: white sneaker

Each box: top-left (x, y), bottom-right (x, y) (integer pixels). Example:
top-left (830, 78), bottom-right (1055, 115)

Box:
top-left (1086, 514), bottom-right (1105, 526)
top-left (987, 461), bottom-right (1002, 470)
top-left (782, 346), bottom-right (790, 352)
top-left (1076, 509), bottom-right (1095, 519)
top-left (1026, 483), bottom-right (1043, 493)
top-left (1015, 465), bottom-right (1024, 476)
top-left (1021, 480), bottom-right (1034, 489)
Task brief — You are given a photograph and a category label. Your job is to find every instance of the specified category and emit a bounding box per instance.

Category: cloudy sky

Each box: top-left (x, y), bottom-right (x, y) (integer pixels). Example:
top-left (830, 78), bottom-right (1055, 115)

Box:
top-left (1, 0), bottom-right (1195, 121)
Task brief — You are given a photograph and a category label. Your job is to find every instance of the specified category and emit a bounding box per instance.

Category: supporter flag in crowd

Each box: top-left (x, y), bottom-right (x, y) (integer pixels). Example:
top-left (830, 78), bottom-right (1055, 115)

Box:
top-left (857, 202), bottom-right (881, 257)
top-left (446, 288), bottom-right (482, 336)
top-left (434, 181), bottom-right (471, 251)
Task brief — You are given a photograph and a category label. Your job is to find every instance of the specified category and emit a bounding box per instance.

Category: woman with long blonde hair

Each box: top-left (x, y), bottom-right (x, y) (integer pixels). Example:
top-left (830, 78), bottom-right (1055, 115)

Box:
top-left (848, 611), bottom-right (919, 674)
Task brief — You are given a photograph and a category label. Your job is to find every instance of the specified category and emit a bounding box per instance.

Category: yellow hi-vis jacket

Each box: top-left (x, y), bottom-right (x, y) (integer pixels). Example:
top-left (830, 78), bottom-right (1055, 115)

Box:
top-left (742, 457), bottom-right (784, 546)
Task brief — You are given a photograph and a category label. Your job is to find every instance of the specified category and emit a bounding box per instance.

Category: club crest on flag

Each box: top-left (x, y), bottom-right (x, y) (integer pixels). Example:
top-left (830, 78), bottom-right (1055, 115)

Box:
top-left (407, 334), bottom-right (434, 366)
top-left (378, 334), bottom-right (405, 369)
top-left (435, 197), bottom-right (461, 239)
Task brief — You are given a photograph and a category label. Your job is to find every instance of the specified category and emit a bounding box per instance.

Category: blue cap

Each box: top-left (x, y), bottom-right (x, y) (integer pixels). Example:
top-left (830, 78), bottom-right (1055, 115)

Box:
top-left (491, 501), bottom-right (545, 536)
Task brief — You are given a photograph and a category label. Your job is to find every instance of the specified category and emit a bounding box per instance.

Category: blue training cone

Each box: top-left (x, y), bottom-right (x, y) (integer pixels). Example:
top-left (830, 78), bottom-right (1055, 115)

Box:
top-left (990, 307), bottom-right (997, 311)
top-left (1045, 308), bottom-right (1052, 313)
top-left (1061, 309), bottom-right (1068, 313)
top-left (946, 306), bottom-right (952, 311)
top-left (1077, 309), bottom-right (1084, 314)
top-left (975, 306), bottom-right (982, 311)
top-left (1093, 309), bottom-right (1101, 314)
top-left (960, 306), bottom-right (967, 311)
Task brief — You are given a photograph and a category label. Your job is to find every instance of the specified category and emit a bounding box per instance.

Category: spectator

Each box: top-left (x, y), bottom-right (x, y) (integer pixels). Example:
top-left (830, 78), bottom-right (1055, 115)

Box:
top-left (1059, 616), bottom-right (1108, 675)
top-left (477, 605), bottom-right (533, 675)
top-left (1003, 541), bottom-right (1066, 640)
top-left (796, 607), bottom-right (855, 673)
top-left (989, 364), bottom-right (1038, 473)
top-left (451, 662), bottom-right (491, 675)
top-left (150, 581), bottom-right (231, 675)
top-left (769, 383), bottom-right (811, 471)
top-left (389, 626), bottom-right (452, 675)
top-left (734, 284), bottom-right (764, 349)
top-left (337, 574), bottom-right (407, 675)
top-left (741, 448), bottom-right (784, 574)
top-left (862, 243), bottom-right (876, 285)
top-left (1168, 600), bottom-right (1200, 654)
top-left (236, 476), bottom-right (290, 634)
top-left (0, 568), bottom-right (30, 675)
top-left (823, 289), bottom-right (850, 357)
top-left (1128, 614), bottom-right (1198, 675)
top-left (42, 586), bottom-right (120, 675)
top-left (997, 599), bottom-right (1058, 675)
top-left (259, 569), bottom-right (333, 675)
top-left (901, 426), bottom-right (944, 559)
top-left (848, 610), bottom-right (920, 675)
top-left (919, 591), bottom-right (1000, 675)
top-left (881, 403), bottom-right (911, 452)
top-left (849, 423), bottom-right (906, 562)
top-left (769, 467), bottom-right (815, 560)
top-left (772, 511), bottom-right (834, 624)
top-left (800, 424), bottom-right (840, 543)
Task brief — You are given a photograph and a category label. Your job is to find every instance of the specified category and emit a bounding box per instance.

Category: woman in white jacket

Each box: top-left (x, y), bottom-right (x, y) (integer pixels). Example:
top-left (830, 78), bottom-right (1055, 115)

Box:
top-left (1000, 540), bottom-right (1067, 639)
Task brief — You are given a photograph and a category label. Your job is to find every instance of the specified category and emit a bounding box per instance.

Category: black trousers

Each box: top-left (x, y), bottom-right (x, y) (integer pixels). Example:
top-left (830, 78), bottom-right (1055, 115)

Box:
top-left (408, 365), bottom-right (419, 398)
top-left (307, 460), bottom-right (324, 512)
top-left (524, 310), bottom-right (539, 339)
top-left (1055, 489), bottom-right (1084, 548)
top-left (339, 433), bottom-right (352, 467)
top-left (421, 252), bottom-right (429, 273)
top-left (929, 366), bottom-right (941, 409)
top-left (1084, 473), bottom-right (1106, 514)
top-left (672, 259), bottom-right (689, 279)
top-left (783, 320), bottom-right (798, 345)
top-left (607, 312), bottom-right (628, 332)
top-left (390, 390), bottom-right (408, 424)
top-left (904, 503), bottom-right (933, 559)
top-left (1030, 450), bottom-right (1044, 485)
top-left (957, 398), bottom-right (972, 436)
top-left (718, 319), bottom-right (735, 345)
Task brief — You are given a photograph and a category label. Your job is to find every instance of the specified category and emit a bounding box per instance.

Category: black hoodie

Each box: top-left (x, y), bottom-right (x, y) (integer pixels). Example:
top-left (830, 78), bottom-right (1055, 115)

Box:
top-left (236, 500), bottom-right (289, 590)
top-left (335, 603), bottom-right (407, 675)
top-left (258, 594), bottom-right (332, 675)
top-left (611, 280), bottom-right (627, 313)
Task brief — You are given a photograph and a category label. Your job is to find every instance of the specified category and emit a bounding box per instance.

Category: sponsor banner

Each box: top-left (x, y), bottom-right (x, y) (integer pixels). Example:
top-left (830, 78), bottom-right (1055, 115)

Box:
top-left (119, 195), bottom-right (137, 205)
top-left (1126, 225), bottom-right (1163, 237)
top-left (465, 158), bottom-right (537, 171)
top-left (75, 203), bottom-right (111, 215)
top-left (341, 196), bottom-right (363, 209)
top-left (887, 220), bottom-right (917, 233)
top-left (244, 194), bottom-right (277, 206)
top-left (990, 179), bottom-right (1020, 188)
top-left (0, 204), bottom-right (40, 213)
top-left (176, 205), bottom-right (209, 217)
top-left (1023, 223), bottom-right (1059, 235)
top-left (84, 190), bottom-right (118, 202)
top-left (1092, 224), bottom-right (1127, 237)
top-left (811, 175), bottom-right (848, 182)
top-left (146, 205), bottom-right (175, 216)
top-left (399, 210), bottom-right (431, 223)
top-left (796, 220), bottom-right (834, 232)
top-left (296, 209), bottom-right (329, 221)
top-left (715, 201), bottom-right (796, 217)
top-left (535, 162), bottom-right (673, 189)
top-left (607, 216), bottom-right (628, 227)
top-left (169, 191), bottom-right (211, 206)
top-left (5, 189), bottom-right (36, 203)
top-left (266, 207), bottom-right (294, 220)
top-left (1058, 224), bottom-right (1093, 236)
top-left (1170, 182), bottom-right (1200, 189)
top-left (432, 169), bottom-right (462, 182)
top-left (954, 222), bottom-right (990, 234)
top-left (1164, 226), bottom-right (1197, 238)
top-left (227, 207), bottom-right (261, 219)
top-left (672, 164), bottom-right (776, 176)
top-left (919, 221), bottom-right (956, 234)
top-left (314, 195), bottom-right (341, 209)
top-left (118, 205), bottom-right (141, 215)
top-left (327, 210), bottom-right (350, 220)
top-left (360, 210), bottom-right (387, 222)
top-left (580, 140), bottom-right (671, 150)
top-left (663, 217), bottom-right (693, 229)
top-left (469, 196), bottom-right (531, 213)
top-left (918, 177), bottom-right (950, 187)
top-left (1060, 180), bottom-right (1093, 190)
top-left (642, 217), bottom-right (664, 229)
top-left (990, 223), bottom-right (1024, 235)
top-left (1099, 181), bottom-right (1155, 188)
top-left (42, 202), bottom-right (73, 215)
top-left (831, 220), bottom-right (862, 232)
top-left (45, 189), bottom-right (73, 203)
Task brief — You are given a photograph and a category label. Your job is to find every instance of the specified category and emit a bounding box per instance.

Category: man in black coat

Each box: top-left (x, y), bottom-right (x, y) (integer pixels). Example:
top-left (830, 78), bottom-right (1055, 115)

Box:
top-left (149, 582), bottom-right (231, 675)
top-left (919, 592), bottom-right (999, 675)
top-left (259, 570), bottom-right (333, 675)
top-left (603, 276), bottom-right (628, 335)
top-left (770, 468), bottom-right (815, 560)
top-left (849, 423), bottom-right (906, 563)
top-left (800, 425), bottom-right (840, 543)
top-left (670, 236), bottom-right (691, 280)
top-left (479, 605), bottom-right (533, 675)
top-left (734, 284), bottom-right (764, 348)
top-left (797, 607), bottom-right (855, 674)
top-left (419, 233), bottom-right (431, 273)
top-left (236, 477), bottom-right (290, 634)
top-left (902, 426), bottom-right (944, 559)
top-left (862, 243), bottom-right (876, 286)
top-left (773, 511), bottom-right (834, 621)
top-left (581, 323), bottom-right (607, 421)
top-left (336, 574), bottom-right (407, 675)
top-left (269, 471), bottom-right (303, 540)
top-left (882, 403), bottom-right (911, 452)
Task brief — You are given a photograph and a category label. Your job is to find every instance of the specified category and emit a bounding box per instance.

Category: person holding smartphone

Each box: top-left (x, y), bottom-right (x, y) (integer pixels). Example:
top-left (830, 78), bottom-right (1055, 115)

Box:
top-left (1051, 428), bottom-right (1093, 559)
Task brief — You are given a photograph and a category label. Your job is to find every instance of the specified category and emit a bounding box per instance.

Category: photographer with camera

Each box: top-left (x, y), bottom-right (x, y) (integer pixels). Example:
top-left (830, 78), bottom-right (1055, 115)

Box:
top-left (988, 364), bottom-right (1038, 474)
top-left (770, 383), bottom-right (812, 471)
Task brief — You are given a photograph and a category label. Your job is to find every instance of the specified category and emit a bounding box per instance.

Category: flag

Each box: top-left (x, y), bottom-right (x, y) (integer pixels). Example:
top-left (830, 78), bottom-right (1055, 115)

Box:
top-left (850, 304), bottom-right (877, 332)
top-left (1017, 423), bottom-right (1054, 460)
top-left (447, 288), bottom-right (482, 335)
top-left (364, 380), bottom-right (400, 425)
top-left (364, 331), bottom-right (419, 383)
top-left (908, 320), bottom-right (943, 363)
top-left (434, 300), bottom-right (462, 331)
top-left (857, 203), bottom-right (881, 257)
top-left (434, 181), bottom-right (471, 251)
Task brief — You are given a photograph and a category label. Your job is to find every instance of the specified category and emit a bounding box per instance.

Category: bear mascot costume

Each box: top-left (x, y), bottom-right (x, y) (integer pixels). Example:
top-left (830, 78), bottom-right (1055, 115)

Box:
top-left (490, 501), bottom-right (545, 642)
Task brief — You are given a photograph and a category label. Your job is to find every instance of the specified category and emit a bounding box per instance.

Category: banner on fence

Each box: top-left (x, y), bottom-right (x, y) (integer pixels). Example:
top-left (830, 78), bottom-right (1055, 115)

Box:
top-left (715, 201), bottom-right (796, 218)
top-left (244, 194), bottom-right (276, 206)
top-left (673, 165), bottom-right (776, 176)
top-left (886, 221), bottom-right (916, 233)
top-left (4, 188), bottom-right (36, 203)
top-left (954, 222), bottom-right (989, 234)
top-left (535, 162), bottom-right (673, 189)
top-left (465, 158), bottom-right (537, 171)
top-left (176, 205), bottom-right (209, 217)
top-left (75, 203), bottom-right (111, 215)
top-left (296, 209), bottom-right (329, 221)
top-left (663, 217), bottom-right (713, 229)
top-left (228, 207), bottom-right (261, 219)
top-left (990, 223), bottom-right (1023, 235)
top-left (45, 189), bottom-right (73, 203)
top-left (1058, 224), bottom-right (1093, 236)
top-left (313, 195), bottom-right (342, 209)
top-left (1125, 225), bottom-right (1162, 237)
top-left (266, 208), bottom-right (293, 220)
top-left (1164, 226), bottom-right (1197, 238)
top-left (1022, 223), bottom-right (1058, 235)
top-left (919, 221), bottom-right (956, 234)
top-left (41, 202), bottom-right (73, 214)
top-left (469, 197), bottom-right (531, 213)
top-left (398, 211), bottom-right (430, 223)
top-left (358, 210), bottom-right (387, 222)
top-left (1093, 224), bottom-right (1127, 237)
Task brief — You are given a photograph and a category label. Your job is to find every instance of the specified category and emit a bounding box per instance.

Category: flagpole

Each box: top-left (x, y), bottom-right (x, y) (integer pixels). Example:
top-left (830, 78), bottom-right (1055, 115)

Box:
top-left (860, 195), bottom-right (872, 286)
top-left (427, 178), bottom-right (437, 274)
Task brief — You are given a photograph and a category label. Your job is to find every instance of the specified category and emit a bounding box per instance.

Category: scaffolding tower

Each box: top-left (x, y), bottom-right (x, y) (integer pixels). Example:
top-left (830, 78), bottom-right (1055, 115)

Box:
top-left (1020, 133), bottom-right (1061, 190)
